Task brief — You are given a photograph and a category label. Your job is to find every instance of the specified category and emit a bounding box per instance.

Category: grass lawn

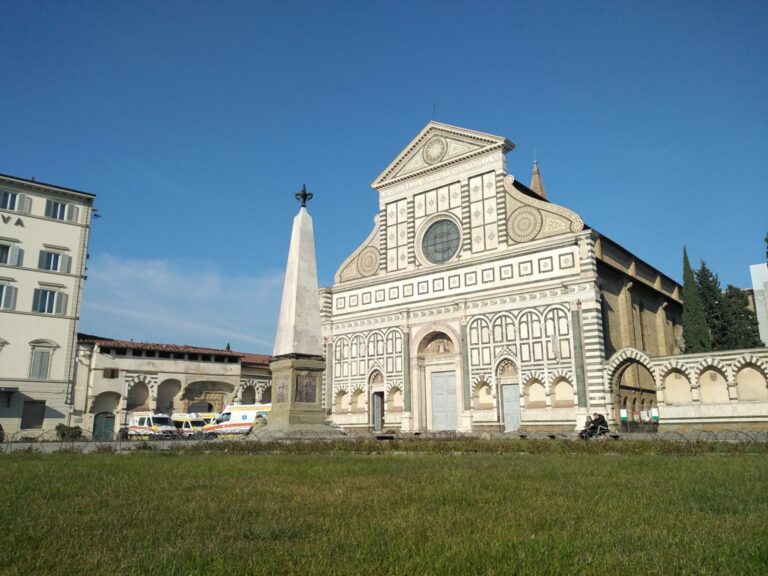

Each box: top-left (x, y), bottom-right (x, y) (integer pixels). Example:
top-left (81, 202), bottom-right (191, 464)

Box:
top-left (1, 449), bottom-right (767, 575)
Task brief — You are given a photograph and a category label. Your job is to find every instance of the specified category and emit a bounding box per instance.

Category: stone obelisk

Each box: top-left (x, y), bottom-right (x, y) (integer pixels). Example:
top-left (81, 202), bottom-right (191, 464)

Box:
top-left (255, 185), bottom-right (343, 437)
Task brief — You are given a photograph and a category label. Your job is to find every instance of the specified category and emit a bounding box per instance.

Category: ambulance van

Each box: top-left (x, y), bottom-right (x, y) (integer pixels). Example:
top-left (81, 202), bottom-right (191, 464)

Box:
top-left (202, 404), bottom-right (271, 437)
top-left (171, 414), bottom-right (207, 438)
top-left (126, 412), bottom-right (178, 438)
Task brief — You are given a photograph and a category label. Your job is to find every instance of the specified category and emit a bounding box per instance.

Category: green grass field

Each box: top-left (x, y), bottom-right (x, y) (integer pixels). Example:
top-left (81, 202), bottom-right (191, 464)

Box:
top-left (1, 448), bottom-right (767, 575)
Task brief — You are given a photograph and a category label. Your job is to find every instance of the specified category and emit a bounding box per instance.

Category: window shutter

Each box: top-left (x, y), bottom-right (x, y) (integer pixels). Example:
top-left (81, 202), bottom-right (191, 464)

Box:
top-left (62, 254), bottom-right (72, 274)
top-left (10, 245), bottom-right (24, 267)
top-left (30, 350), bottom-right (42, 379)
top-left (66, 205), bottom-right (79, 223)
top-left (3, 286), bottom-right (17, 310)
top-left (45, 199), bottom-right (53, 218)
top-left (55, 292), bottom-right (68, 315)
top-left (31, 350), bottom-right (51, 380)
top-left (32, 288), bottom-right (41, 312)
top-left (38, 251), bottom-right (46, 269)
top-left (17, 194), bottom-right (32, 214)
top-left (40, 351), bottom-right (50, 379)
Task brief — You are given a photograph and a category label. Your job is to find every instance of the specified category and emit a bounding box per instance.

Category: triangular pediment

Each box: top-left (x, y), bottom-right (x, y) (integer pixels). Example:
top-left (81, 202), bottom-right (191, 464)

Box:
top-left (372, 122), bottom-right (514, 189)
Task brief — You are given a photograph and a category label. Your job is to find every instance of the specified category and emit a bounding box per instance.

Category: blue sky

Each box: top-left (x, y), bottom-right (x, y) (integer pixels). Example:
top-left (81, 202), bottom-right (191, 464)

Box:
top-left (2, 1), bottom-right (766, 352)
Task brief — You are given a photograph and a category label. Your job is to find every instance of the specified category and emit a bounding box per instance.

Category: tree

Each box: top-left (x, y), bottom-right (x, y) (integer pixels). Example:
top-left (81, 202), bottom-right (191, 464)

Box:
top-left (719, 285), bottom-right (764, 349)
top-left (682, 247), bottom-right (711, 353)
top-left (696, 261), bottom-right (726, 349)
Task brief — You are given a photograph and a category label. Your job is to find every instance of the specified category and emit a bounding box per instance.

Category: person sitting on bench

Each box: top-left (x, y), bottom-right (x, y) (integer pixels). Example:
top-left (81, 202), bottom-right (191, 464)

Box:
top-left (580, 413), bottom-right (609, 439)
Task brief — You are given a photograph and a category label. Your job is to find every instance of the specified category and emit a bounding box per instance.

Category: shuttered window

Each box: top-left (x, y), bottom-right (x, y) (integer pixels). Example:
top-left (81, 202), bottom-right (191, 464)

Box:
top-left (38, 251), bottom-right (71, 273)
top-left (1, 191), bottom-right (16, 210)
top-left (1, 191), bottom-right (31, 212)
top-left (44, 200), bottom-right (79, 223)
top-left (29, 349), bottom-right (51, 379)
top-left (0, 244), bottom-right (23, 266)
top-left (32, 289), bottom-right (68, 315)
top-left (0, 284), bottom-right (17, 310)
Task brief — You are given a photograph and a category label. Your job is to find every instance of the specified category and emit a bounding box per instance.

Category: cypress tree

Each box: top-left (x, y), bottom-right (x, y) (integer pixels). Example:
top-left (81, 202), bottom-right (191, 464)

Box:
top-left (696, 261), bottom-right (726, 350)
top-left (682, 247), bottom-right (711, 353)
top-left (720, 285), bottom-right (764, 349)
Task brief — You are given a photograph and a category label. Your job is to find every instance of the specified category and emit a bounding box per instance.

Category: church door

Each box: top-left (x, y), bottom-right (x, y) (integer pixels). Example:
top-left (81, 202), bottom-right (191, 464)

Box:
top-left (431, 371), bottom-right (458, 431)
top-left (502, 384), bottom-right (521, 432)
top-left (372, 392), bottom-right (384, 432)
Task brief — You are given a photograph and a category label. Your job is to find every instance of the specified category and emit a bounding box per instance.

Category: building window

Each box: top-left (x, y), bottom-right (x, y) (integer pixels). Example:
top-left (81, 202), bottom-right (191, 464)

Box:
top-left (104, 368), bottom-right (119, 379)
top-left (45, 200), bottom-right (66, 220)
top-left (38, 251), bottom-right (72, 273)
top-left (422, 219), bottom-right (461, 264)
top-left (1, 191), bottom-right (16, 210)
top-left (0, 243), bottom-right (24, 267)
top-left (32, 289), bottom-right (68, 315)
top-left (29, 350), bottom-right (51, 379)
top-left (0, 282), bottom-right (18, 310)
top-left (44, 200), bottom-right (79, 223)
top-left (20, 400), bottom-right (46, 429)
top-left (1, 191), bottom-right (31, 212)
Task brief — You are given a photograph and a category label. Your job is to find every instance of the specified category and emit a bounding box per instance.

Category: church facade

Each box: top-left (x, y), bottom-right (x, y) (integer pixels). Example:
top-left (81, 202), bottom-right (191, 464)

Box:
top-left (321, 122), bottom-right (689, 433)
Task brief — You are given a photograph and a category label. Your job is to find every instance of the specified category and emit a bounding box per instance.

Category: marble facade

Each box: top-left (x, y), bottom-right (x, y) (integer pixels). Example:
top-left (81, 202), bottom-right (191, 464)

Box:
top-left (321, 122), bottom-right (768, 433)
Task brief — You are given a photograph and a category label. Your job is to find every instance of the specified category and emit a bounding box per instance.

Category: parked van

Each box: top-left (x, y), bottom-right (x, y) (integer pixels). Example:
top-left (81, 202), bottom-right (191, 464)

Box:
top-left (195, 412), bottom-right (219, 425)
top-left (171, 414), bottom-right (207, 438)
top-left (202, 404), bottom-right (271, 437)
top-left (126, 412), bottom-right (177, 438)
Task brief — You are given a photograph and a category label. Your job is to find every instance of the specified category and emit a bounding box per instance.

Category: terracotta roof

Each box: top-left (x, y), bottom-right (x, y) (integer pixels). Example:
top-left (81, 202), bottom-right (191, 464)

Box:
top-left (238, 352), bottom-right (272, 367)
top-left (77, 333), bottom-right (256, 358)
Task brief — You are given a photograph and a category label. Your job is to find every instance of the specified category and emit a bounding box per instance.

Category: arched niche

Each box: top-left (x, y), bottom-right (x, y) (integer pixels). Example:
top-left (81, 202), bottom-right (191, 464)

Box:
top-left (552, 378), bottom-right (574, 408)
top-left (126, 381), bottom-right (149, 411)
top-left (351, 389), bottom-right (366, 413)
top-left (663, 370), bottom-right (692, 404)
top-left (473, 380), bottom-right (494, 410)
top-left (525, 380), bottom-right (546, 409)
top-left (156, 379), bottom-right (181, 413)
top-left (387, 387), bottom-right (403, 412)
top-left (241, 387), bottom-right (256, 404)
top-left (699, 368), bottom-right (729, 404)
top-left (334, 390), bottom-right (350, 413)
top-left (736, 365), bottom-right (768, 401)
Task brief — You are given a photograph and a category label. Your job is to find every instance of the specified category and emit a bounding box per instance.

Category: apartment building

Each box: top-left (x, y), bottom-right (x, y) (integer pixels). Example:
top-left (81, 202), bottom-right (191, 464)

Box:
top-left (0, 173), bottom-right (95, 435)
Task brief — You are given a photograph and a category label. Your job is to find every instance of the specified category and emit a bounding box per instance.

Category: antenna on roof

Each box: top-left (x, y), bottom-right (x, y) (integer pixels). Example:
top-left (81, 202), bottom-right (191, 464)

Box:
top-left (432, 102), bottom-right (436, 118)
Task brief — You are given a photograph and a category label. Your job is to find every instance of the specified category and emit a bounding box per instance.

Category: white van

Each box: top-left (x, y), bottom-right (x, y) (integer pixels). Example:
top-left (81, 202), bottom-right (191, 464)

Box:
top-left (171, 414), bottom-right (207, 438)
top-left (127, 412), bottom-right (178, 438)
top-left (202, 404), bottom-right (271, 437)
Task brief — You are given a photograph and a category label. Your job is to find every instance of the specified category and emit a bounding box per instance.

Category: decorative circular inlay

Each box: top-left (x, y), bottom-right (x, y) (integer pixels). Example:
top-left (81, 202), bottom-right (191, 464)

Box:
top-left (507, 206), bottom-right (543, 243)
top-left (422, 136), bottom-right (448, 165)
top-left (357, 246), bottom-right (381, 277)
top-left (422, 219), bottom-right (460, 264)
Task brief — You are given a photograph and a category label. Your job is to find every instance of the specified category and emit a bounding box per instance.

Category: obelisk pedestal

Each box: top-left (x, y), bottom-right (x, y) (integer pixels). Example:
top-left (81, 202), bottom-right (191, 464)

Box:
top-left (252, 185), bottom-right (344, 438)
